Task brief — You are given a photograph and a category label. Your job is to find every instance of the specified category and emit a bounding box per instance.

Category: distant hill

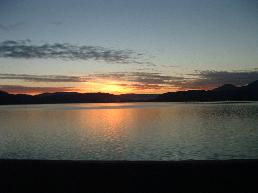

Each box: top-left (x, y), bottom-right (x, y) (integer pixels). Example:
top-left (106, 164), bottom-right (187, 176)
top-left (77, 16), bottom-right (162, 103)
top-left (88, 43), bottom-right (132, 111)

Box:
top-left (0, 92), bottom-right (122, 105)
top-left (212, 84), bottom-right (237, 92)
top-left (155, 80), bottom-right (258, 102)
top-left (35, 92), bottom-right (122, 103)
top-left (0, 80), bottom-right (258, 105)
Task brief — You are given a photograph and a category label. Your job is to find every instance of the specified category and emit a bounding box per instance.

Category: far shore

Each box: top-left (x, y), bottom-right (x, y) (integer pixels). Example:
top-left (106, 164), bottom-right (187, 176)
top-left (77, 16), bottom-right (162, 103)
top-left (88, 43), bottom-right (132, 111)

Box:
top-left (0, 100), bottom-right (257, 106)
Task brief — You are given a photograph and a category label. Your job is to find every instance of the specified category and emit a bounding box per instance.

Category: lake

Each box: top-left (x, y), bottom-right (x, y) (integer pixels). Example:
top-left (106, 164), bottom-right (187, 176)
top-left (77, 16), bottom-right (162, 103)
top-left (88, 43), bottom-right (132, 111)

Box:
top-left (0, 102), bottom-right (258, 160)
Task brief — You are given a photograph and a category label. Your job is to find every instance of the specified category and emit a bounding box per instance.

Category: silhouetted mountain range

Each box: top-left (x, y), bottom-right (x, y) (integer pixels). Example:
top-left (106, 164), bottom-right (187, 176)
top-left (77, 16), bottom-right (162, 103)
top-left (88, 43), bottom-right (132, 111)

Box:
top-left (155, 80), bottom-right (258, 102)
top-left (0, 80), bottom-right (257, 105)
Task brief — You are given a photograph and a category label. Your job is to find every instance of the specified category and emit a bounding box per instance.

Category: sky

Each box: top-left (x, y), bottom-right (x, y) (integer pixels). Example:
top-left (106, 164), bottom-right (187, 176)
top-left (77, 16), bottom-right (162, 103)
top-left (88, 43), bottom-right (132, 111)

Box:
top-left (0, 0), bottom-right (258, 94)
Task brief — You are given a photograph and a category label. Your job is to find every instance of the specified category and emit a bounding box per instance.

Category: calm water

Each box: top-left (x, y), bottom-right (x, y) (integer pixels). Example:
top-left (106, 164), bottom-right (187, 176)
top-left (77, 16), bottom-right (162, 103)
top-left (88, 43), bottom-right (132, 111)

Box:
top-left (0, 102), bottom-right (258, 160)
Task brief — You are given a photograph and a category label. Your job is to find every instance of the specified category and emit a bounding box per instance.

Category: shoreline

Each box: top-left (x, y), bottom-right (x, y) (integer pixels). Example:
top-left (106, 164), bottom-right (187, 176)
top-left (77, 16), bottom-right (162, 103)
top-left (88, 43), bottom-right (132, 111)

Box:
top-left (0, 100), bottom-right (257, 106)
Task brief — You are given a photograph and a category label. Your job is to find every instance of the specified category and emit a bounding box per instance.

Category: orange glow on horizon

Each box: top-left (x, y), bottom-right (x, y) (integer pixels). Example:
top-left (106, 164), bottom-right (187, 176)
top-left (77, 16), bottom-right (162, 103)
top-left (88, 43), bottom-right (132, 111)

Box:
top-left (2, 84), bottom-right (179, 95)
top-left (79, 80), bottom-right (135, 94)
top-left (2, 79), bottom-right (217, 95)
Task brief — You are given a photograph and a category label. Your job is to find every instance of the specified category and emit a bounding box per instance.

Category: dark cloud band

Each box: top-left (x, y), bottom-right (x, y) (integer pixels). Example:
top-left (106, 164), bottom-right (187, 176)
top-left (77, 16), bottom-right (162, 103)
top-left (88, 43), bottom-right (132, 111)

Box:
top-left (0, 73), bottom-right (89, 82)
top-left (0, 40), bottom-right (142, 64)
top-left (186, 70), bottom-right (258, 89)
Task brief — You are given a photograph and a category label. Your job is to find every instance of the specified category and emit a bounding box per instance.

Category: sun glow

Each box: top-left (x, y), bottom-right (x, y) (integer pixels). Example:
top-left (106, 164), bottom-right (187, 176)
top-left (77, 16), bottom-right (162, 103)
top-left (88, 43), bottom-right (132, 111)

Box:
top-left (101, 81), bottom-right (134, 94)
top-left (101, 84), bottom-right (128, 94)
top-left (79, 80), bottom-right (133, 94)
top-left (75, 79), bottom-right (179, 94)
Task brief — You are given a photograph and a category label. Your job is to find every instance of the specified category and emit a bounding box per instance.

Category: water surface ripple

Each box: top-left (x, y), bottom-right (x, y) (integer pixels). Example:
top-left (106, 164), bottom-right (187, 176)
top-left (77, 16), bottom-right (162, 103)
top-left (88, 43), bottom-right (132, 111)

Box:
top-left (0, 102), bottom-right (257, 160)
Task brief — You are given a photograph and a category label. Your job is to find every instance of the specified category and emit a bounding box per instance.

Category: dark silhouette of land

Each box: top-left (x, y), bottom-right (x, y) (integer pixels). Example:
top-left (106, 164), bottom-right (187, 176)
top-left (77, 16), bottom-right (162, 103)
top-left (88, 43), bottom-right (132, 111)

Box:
top-left (0, 80), bottom-right (257, 105)
top-left (155, 80), bottom-right (258, 102)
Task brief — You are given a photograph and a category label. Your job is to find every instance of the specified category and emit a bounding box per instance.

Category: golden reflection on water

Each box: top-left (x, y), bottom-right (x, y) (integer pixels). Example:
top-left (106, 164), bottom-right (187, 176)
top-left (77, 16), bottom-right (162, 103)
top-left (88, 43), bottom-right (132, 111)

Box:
top-left (76, 104), bottom-right (167, 141)
top-left (77, 108), bottom-right (133, 139)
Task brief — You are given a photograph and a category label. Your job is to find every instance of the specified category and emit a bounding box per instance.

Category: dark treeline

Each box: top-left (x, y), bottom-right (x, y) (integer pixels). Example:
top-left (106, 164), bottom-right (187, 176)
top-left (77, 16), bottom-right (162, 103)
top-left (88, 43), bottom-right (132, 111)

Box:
top-left (0, 80), bottom-right (257, 105)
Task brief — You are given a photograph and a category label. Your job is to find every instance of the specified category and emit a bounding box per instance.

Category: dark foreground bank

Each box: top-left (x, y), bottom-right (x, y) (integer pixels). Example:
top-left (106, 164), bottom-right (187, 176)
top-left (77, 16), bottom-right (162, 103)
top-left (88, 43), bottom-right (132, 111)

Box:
top-left (1, 159), bottom-right (258, 193)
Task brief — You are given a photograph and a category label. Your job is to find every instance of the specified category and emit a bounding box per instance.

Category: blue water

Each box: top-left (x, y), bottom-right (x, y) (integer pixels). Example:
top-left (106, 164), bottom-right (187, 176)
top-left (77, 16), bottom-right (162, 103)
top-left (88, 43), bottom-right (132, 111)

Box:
top-left (0, 102), bottom-right (258, 160)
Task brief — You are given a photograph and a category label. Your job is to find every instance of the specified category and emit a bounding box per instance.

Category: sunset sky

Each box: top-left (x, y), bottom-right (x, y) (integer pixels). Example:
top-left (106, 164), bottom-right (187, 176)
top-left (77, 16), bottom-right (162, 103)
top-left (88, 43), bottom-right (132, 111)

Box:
top-left (0, 0), bottom-right (258, 94)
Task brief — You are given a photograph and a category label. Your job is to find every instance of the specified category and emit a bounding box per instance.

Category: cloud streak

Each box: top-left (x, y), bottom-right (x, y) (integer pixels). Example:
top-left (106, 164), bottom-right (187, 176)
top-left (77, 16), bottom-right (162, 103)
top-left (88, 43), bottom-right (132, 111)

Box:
top-left (93, 72), bottom-right (189, 89)
top-left (0, 40), bottom-right (143, 64)
top-left (0, 85), bottom-right (76, 94)
top-left (0, 72), bottom-right (188, 86)
top-left (0, 22), bottom-right (24, 31)
top-left (1, 70), bottom-right (258, 93)
top-left (0, 73), bottom-right (89, 82)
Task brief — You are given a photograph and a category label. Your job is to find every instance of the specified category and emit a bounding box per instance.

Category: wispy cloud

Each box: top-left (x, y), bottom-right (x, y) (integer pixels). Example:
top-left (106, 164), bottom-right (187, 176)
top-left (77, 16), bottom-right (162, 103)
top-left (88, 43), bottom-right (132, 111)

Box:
top-left (0, 72), bottom-right (188, 85)
top-left (117, 83), bottom-right (168, 90)
top-left (0, 85), bottom-right (76, 94)
top-left (0, 40), bottom-right (143, 64)
top-left (0, 22), bottom-right (24, 31)
top-left (0, 73), bottom-right (89, 82)
top-left (93, 72), bottom-right (189, 88)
